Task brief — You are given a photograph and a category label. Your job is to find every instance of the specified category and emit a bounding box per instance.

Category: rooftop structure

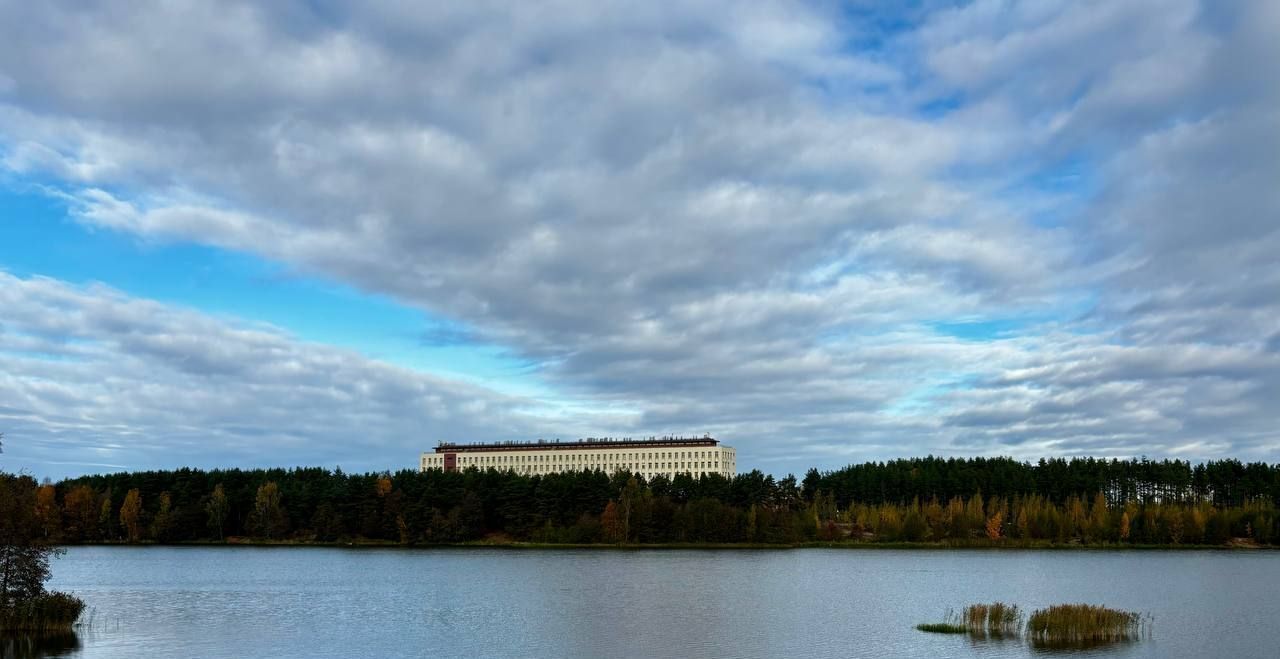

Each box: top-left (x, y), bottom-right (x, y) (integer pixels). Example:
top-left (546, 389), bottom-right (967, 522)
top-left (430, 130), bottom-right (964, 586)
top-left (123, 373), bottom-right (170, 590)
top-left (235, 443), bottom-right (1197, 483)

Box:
top-left (422, 435), bottom-right (735, 480)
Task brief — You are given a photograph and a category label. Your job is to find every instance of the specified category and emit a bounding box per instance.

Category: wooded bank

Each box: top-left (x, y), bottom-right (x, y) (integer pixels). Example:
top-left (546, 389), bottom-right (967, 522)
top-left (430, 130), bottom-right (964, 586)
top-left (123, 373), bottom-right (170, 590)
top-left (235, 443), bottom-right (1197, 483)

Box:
top-left (11, 457), bottom-right (1279, 546)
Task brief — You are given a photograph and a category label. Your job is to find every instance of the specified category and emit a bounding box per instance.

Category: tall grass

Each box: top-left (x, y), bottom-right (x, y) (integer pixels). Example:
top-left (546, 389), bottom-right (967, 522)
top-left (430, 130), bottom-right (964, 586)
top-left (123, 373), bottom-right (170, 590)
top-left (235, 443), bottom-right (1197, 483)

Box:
top-left (962, 602), bottom-right (1022, 636)
top-left (0, 592), bottom-right (86, 633)
top-left (917, 602), bottom-right (1022, 637)
top-left (1026, 603), bottom-right (1145, 646)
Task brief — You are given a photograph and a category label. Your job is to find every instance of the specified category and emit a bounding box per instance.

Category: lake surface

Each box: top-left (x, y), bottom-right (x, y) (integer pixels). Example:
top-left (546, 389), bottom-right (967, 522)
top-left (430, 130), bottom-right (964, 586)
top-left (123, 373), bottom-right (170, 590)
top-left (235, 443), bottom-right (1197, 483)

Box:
top-left (28, 546), bottom-right (1280, 658)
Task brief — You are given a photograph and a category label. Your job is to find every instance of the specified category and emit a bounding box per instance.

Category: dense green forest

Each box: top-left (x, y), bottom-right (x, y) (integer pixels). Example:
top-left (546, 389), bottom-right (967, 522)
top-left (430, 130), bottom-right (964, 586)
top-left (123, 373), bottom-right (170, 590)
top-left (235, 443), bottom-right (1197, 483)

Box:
top-left (9, 457), bottom-right (1280, 546)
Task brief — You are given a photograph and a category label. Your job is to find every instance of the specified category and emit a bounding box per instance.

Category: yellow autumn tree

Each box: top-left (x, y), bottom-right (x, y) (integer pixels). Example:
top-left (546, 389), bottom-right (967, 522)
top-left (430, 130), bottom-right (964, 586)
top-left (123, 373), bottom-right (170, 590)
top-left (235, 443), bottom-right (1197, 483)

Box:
top-left (206, 484), bottom-right (229, 540)
top-left (63, 485), bottom-right (98, 541)
top-left (150, 491), bottom-right (173, 541)
top-left (964, 493), bottom-right (985, 536)
top-left (120, 488), bottom-right (143, 542)
top-left (1066, 496), bottom-right (1086, 539)
top-left (1087, 492), bottom-right (1109, 542)
top-left (249, 481), bottom-right (288, 539)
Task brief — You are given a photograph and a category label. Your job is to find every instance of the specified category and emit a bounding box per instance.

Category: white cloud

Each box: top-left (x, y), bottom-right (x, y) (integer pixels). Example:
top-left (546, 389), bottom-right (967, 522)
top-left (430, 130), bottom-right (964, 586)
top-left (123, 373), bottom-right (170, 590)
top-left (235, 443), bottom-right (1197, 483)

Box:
top-left (0, 272), bottom-right (603, 478)
top-left (0, 1), bottom-right (1277, 474)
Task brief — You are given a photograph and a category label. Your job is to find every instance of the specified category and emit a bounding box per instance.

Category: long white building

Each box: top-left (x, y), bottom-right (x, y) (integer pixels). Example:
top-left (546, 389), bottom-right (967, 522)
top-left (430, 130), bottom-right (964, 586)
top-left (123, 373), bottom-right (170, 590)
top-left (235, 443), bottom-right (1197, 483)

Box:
top-left (421, 436), bottom-right (736, 480)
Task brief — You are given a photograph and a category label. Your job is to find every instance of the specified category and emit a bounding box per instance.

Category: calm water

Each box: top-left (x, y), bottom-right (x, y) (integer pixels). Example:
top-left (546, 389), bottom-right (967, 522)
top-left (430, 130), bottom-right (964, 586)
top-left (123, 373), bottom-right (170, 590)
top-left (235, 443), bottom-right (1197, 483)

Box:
top-left (26, 546), bottom-right (1280, 658)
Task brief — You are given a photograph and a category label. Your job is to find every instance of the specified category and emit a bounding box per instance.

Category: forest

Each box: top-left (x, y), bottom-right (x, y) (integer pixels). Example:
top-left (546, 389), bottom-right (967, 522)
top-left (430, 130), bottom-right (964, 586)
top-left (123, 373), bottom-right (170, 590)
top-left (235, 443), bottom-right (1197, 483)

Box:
top-left (7, 457), bottom-right (1280, 547)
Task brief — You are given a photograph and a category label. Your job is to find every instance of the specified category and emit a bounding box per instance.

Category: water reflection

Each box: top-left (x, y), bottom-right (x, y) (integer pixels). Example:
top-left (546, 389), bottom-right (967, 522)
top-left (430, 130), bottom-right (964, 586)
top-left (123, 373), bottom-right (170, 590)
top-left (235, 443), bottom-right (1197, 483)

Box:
top-left (1029, 639), bottom-right (1139, 654)
top-left (959, 631), bottom-right (1142, 655)
top-left (964, 632), bottom-right (1023, 647)
top-left (0, 631), bottom-right (81, 659)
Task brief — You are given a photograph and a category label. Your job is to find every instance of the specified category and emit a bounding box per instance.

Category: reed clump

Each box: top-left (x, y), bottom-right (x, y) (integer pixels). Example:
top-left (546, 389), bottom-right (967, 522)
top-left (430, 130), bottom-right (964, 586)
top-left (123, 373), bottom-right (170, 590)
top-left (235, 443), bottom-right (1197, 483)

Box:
top-left (0, 592), bottom-right (86, 633)
top-left (1026, 603), bottom-right (1144, 646)
top-left (962, 602), bottom-right (1022, 637)
top-left (917, 602), bottom-right (1022, 636)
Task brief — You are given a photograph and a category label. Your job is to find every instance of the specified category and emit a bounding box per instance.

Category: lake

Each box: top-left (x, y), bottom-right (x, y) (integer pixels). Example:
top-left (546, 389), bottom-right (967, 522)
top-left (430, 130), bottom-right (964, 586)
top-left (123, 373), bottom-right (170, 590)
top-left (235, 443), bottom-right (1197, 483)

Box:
top-left (26, 546), bottom-right (1280, 658)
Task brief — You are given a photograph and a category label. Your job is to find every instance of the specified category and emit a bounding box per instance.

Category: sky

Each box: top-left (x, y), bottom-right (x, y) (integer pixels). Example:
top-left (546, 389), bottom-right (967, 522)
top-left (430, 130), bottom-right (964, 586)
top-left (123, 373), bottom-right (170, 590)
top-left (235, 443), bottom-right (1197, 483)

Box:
top-left (1, 0), bottom-right (1277, 480)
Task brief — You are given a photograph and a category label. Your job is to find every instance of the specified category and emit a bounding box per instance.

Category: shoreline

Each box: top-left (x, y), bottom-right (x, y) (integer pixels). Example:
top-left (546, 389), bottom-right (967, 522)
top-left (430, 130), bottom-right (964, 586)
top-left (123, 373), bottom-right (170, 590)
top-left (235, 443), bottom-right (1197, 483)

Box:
top-left (57, 539), bottom-right (1273, 551)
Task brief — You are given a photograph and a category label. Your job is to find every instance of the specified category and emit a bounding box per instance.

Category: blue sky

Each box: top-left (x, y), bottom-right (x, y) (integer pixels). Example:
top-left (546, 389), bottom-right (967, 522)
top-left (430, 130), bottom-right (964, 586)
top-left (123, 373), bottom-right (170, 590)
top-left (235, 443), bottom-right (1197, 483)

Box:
top-left (1, 0), bottom-right (1277, 479)
top-left (1, 182), bottom-right (550, 392)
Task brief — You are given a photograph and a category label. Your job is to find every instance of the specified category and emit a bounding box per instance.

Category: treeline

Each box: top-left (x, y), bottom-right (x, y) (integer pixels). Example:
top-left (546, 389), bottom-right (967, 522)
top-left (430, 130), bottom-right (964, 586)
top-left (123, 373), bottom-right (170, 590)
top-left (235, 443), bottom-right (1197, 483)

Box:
top-left (9, 456), bottom-right (1280, 546)
top-left (803, 457), bottom-right (1280, 509)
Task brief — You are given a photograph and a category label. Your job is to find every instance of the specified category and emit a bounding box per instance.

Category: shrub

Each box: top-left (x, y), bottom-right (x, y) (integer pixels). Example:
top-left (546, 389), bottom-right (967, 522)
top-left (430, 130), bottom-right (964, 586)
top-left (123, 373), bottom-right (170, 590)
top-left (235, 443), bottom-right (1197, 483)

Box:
top-left (0, 592), bottom-right (86, 632)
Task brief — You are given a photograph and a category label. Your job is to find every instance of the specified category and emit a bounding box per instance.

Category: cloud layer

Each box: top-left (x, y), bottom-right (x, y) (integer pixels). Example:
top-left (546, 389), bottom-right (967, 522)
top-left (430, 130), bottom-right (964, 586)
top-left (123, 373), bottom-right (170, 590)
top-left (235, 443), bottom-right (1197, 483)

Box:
top-left (1, 1), bottom-right (1277, 475)
top-left (0, 272), bottom-right (593, 476)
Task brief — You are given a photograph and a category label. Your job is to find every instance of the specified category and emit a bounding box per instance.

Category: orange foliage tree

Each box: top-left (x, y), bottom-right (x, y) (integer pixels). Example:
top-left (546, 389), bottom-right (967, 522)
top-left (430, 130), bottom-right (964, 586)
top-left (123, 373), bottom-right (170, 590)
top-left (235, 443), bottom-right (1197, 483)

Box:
top-left (985, 511), bottom-right (1004, 540)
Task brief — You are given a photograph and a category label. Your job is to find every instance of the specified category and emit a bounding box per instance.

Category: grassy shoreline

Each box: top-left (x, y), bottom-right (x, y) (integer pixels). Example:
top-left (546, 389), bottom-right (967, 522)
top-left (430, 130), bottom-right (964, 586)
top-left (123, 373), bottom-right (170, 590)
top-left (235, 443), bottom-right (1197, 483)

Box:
top-left (57, 538), bottom-right (1274, 551)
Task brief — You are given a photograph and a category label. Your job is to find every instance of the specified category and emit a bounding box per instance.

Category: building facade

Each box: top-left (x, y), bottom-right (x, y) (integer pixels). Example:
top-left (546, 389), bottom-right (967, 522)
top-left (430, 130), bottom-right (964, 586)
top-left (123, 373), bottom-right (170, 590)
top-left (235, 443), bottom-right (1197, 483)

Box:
top-left (421, 436), bottom-right (736, 480)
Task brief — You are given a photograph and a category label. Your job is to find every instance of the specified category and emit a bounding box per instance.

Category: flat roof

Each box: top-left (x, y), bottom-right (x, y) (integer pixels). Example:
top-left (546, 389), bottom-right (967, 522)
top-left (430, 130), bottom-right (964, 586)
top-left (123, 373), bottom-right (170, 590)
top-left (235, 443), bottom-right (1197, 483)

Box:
top-left (434, 436), bottom-right (720, 453)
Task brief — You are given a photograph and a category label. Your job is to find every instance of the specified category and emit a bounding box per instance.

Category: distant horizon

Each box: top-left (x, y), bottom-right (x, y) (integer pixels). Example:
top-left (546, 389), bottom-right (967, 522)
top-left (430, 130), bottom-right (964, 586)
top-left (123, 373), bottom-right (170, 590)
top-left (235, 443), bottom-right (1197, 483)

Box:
top-left (16, 451), bottom-right (1279, 485)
